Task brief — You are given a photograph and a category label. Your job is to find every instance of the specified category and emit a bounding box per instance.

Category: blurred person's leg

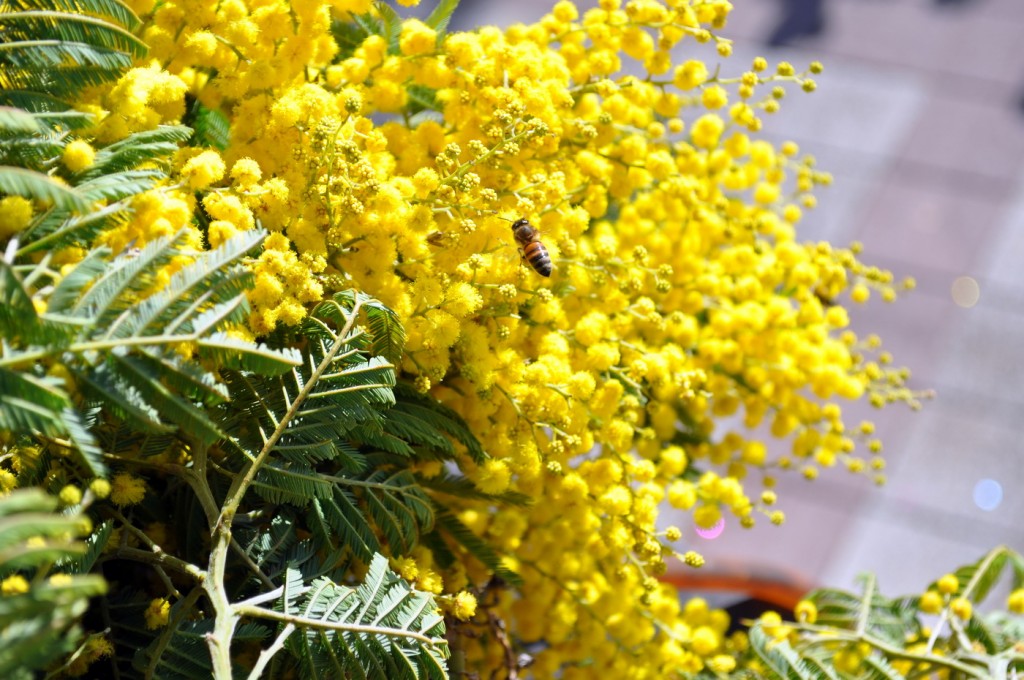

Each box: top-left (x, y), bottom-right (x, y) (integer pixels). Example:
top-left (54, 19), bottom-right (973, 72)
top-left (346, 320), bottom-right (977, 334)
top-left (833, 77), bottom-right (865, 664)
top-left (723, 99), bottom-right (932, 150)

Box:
top-left (767, 0), bottom-right (824, 48)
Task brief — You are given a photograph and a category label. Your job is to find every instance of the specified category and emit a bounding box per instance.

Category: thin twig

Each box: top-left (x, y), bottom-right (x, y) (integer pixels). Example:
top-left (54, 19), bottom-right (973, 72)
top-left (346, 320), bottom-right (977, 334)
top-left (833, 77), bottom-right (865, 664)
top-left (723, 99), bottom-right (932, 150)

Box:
top-left (235, 605), bottom-right (446, 647)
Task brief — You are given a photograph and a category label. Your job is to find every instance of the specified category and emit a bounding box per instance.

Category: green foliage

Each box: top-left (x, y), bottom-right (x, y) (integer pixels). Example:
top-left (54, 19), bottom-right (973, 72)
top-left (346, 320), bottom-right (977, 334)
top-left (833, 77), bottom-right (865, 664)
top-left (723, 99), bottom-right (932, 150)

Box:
top-left (0, 0), bottom-right (175, 275)
top-left (186, 100), bottom-right (231, 151)
top-left (809, 574), bottom-right (919, 647)
top-left (424, 0), bottom-right (460, 35)
top-left (391, 382), bottom-right (483, 462)
top-left (0, 236), bottom-right (493, 679)
top-left (939, 545), bottom-right (1015, 601)
top-left (0, 489), bottom-right (108, 679)
top-left (747, 623), bottom-right (838, 680)
top-left (6, 127), bottom-right (195, 256)
top-left (133, 617), bottom-right (270, 680)
top-left (0, 166), bottom-right (92, 212)
top-left (738, 547), bottom-right (1024, 680)
top-left (0, 228), bottom-right (300, 474)
top-left (0, 2), bottom-right (497, 678)
top-left (75, 125), bottom-right (192, 180)
top-left (220, 292), bottom-right (492, 569)
top-left (372, 1), bottom-right (402, 54)
top-left (426, 508), bottom-right (521, 586)
top-left (283, 553), bottom-right (449, 680)
top-left (2, 245), bottom-right (487, 678)
top-left (3, 0), bottom-right (141, 31)
top-left (0, 0), bottom-right (143, 99)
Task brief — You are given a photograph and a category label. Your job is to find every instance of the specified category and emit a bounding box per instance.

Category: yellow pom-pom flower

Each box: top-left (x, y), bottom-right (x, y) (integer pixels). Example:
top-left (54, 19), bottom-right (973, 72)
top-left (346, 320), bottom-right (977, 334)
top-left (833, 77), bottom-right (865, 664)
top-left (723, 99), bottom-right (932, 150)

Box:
top-left (452, 591), bottom-right (478, 621)
top-left (399, 19), bottom-right (436, 56)
top-left (950, 596), bottom-right (972, 621)
top-left (62, 140), bottom-right (96, 172)
top-left (1, 574), bottom-right (30, 595)
top-left (179, 150), bottom-right (226, 190)
top-left (919, 590), bottom-right (943, 614)
top-left (0, 195), bottom-right (34, 239)
top-left (110, 473), bottom-right (147, 507)
top-left (59, 485), bottom-right (83, 506)
top-left (145, 598), bottom-right (171, 629)
top-left (936, 573), bottom-right (959, 595)
top-left (1008, 588), bottom-right (1024, 614)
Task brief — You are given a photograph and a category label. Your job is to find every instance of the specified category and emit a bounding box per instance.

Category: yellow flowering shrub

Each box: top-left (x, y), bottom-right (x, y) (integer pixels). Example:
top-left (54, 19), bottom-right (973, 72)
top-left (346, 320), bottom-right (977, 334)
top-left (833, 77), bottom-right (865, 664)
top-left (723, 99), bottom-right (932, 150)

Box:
top-left (0, 0), bottom-right (944, 677)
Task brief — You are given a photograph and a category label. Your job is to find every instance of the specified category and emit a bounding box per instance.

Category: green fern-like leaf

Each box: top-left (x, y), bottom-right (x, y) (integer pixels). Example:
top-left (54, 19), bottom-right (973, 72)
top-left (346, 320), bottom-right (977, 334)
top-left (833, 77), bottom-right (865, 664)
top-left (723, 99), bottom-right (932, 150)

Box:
top-left (187, 101), bottom-right (230, 151)
top-left (242, 513), bottom-right (342, 585)
top-left (416, 468), bottom-right (528, 504)
top-left (1, 229), bottom-right (299, 470)
top-left (0, 490), bottom-right (108, 678)
top-left (0, 105), bottom-right (43, 133)
top-left (133, 616), bottom-right (270, 680)
top-left (256, 465), bottom-right (434, 562)
top-left (0, 369), bottom-right (75, 442)
top-left (0, 165), bottom-right (91, 212)
top-left (390, 382), bottom-right (484, 462)
top-left (0, 11), bottom-right (146, 58)
top-left (424, 0), bottom-right (460, 34)
top-left (748, 623), bottom-right (836, 680)
top-left (62, 519), bottom-right (113, 574)
top-left (2, 0), bottom-right (141, 31)
top-left (942, 546), bottom-right (1012, 603)
top-left (0, 128), bottom-right (63, 169)
top-left (254, 462), bottom-right (335, 505)
top-left (372, 1), bottom-right (402, 54)
top-left (221, 295), bottom-right (398, 473)
top-left (0, 39), bottom-right (134, 93)
top-left (284, 553), bottom-right (449, 680)
top-left (331, 17), bottom-right (375, 60)
top-left (857, 654), bottom-right (905, 680)
top-left (383, 407), bottom-right (457, 457)
top-left (311, 490), bottom-right (381, 562)
top-left (75, 125), bottom-right (192, 180)
top-left (0, 93), bottom-right (94, 135)
top-left (16, 200), bottom-right (122, 255)
top-left (428, 508), bottom-right (521, 586)
top-left (323, 290), bottom-right (406, 365)
top-left (963, 614), bottom-right (1006, 654)
top-left (406, 84), bottom-right (440, 116)
top-left (808, 580), bottom-right (917, 647)
top-left (74, 168), bottom-right (165, 202)
top-left (359, 468), bottom-right (434, 553)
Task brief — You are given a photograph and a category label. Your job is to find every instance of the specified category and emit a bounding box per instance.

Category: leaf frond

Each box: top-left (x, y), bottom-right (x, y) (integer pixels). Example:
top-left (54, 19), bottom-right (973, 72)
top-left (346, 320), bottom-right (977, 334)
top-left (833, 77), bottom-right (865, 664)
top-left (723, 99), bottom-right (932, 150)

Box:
top-left (283, 553), bottom-right (449, 680)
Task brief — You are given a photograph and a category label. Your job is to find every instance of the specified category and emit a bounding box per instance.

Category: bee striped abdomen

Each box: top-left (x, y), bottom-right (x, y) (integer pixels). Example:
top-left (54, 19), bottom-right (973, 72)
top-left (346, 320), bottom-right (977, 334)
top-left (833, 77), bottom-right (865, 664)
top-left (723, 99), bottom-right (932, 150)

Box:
top-left (510, 218), bottom-right (553, 277)
top-left (523, 240), bottom-right (552, 277)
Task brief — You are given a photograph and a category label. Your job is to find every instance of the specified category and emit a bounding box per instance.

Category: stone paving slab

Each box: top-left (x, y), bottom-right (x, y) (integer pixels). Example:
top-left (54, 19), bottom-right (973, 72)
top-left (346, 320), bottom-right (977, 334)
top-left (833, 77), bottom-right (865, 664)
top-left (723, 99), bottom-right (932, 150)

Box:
top-left (885, 405), bottom-right (1024, 524)
top-left (979, 173), bottom-right (1024, 292)
top-left (976, 0), bottom-right (1024, 24)
top-left (854, 174), bottom-right (1005, 273)
top-left (934, 303), bottom-right (1024, 409)
top-left (895, 95), bottom-right (1024, 190)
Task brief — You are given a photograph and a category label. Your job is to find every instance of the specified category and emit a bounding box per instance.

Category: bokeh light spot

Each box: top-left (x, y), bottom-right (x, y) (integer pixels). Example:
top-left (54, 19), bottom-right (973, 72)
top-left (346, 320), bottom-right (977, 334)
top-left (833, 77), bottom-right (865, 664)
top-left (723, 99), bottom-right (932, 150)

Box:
top-left (951, 276), bottom-right (980, 308)
top-left (695, 518), bottom-right (725, 540)
top-left (973, 478), bottom-right (1002, 511)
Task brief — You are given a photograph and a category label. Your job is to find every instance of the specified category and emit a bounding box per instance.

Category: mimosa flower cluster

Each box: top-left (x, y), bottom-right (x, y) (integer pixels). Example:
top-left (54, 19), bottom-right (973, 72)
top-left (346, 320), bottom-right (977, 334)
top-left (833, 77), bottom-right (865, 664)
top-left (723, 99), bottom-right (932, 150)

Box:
top-left (47, 0), bottom-right (921, 675)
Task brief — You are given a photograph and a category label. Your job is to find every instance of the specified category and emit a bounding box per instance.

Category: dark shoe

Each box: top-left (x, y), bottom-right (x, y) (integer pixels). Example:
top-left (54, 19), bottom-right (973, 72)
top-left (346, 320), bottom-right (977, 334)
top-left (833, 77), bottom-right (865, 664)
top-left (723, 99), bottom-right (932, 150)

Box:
top-left (766, 0), bottom-right (825, 47)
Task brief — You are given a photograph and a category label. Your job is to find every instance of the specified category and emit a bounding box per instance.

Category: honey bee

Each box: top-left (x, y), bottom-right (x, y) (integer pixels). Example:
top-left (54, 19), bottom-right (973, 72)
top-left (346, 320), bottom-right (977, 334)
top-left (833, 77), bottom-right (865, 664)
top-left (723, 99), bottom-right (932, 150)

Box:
top-left (511, 218), bottom-right (552, 277)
